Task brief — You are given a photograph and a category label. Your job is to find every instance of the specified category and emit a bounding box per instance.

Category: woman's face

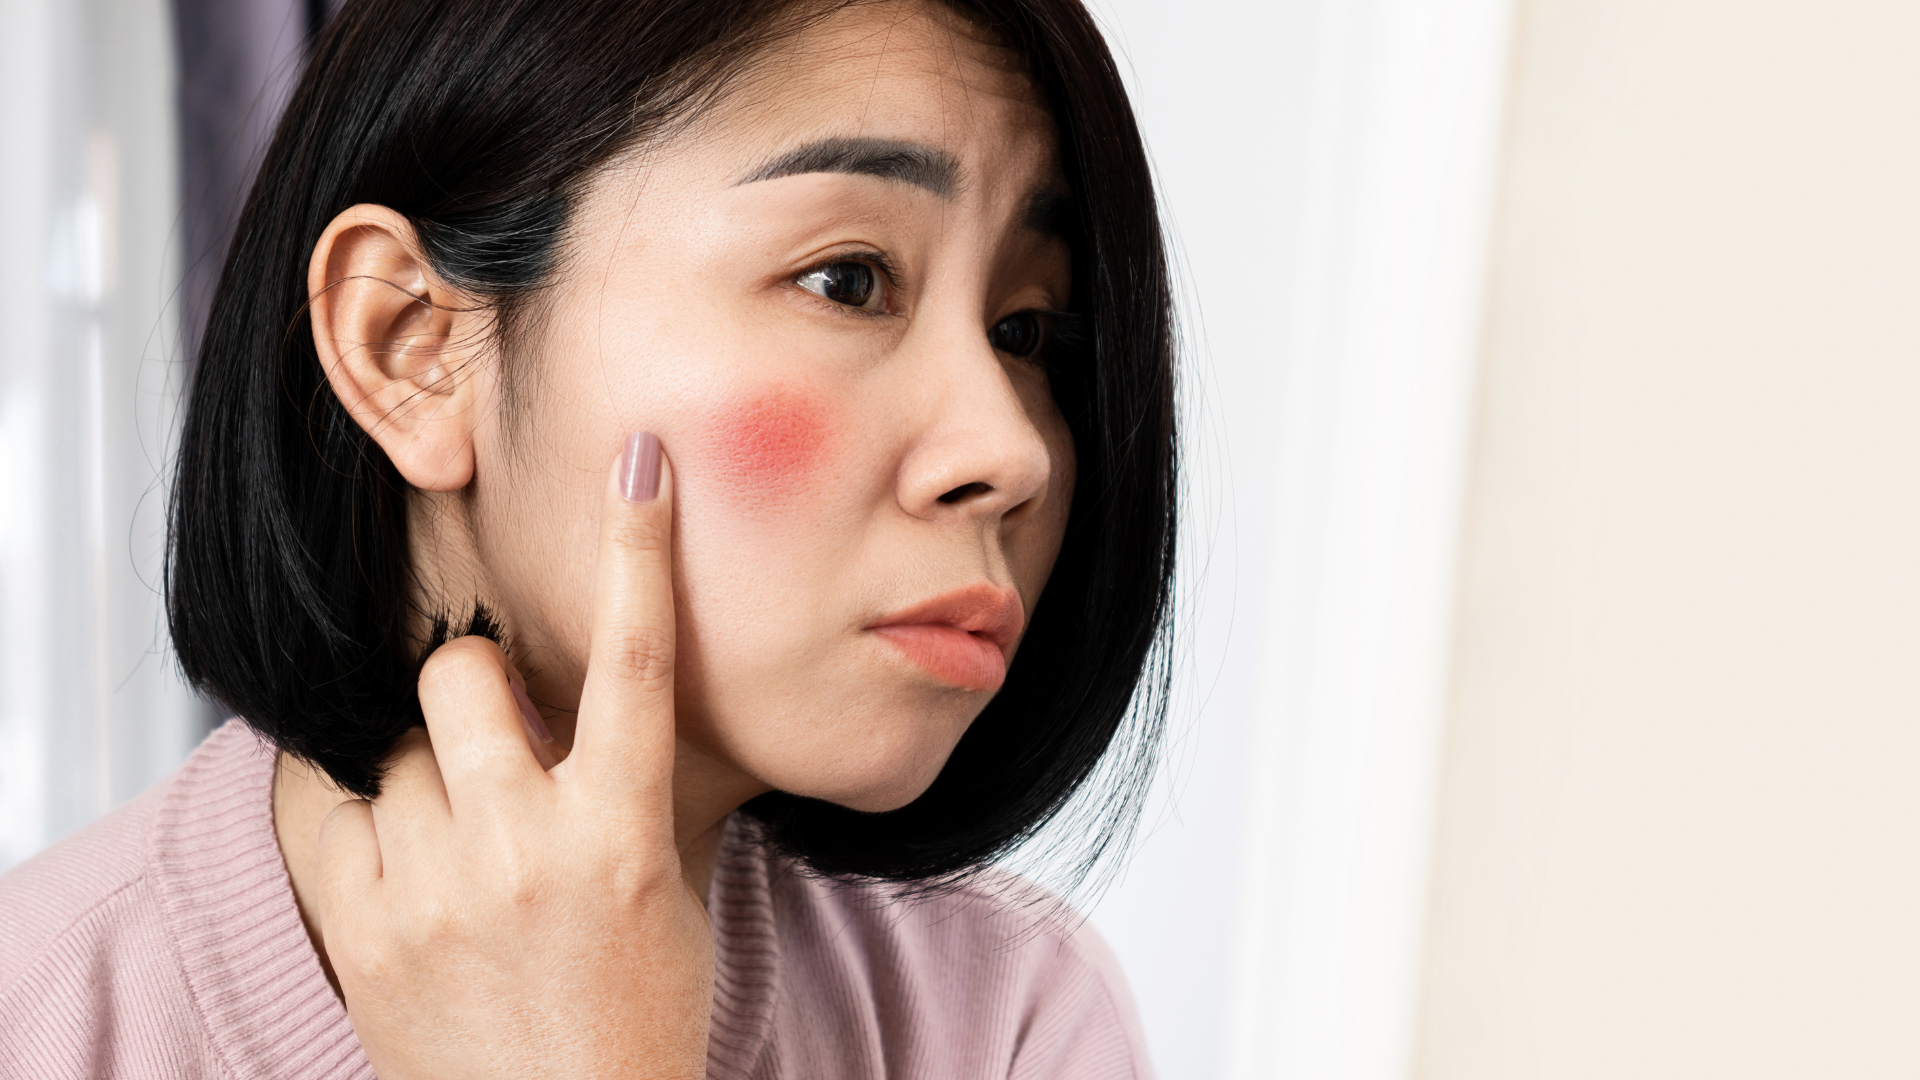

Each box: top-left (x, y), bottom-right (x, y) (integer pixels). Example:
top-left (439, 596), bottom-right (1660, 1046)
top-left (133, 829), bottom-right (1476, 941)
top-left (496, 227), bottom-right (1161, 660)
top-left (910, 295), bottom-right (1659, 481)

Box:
top-left (465, 1), bottom-right (1075, 812)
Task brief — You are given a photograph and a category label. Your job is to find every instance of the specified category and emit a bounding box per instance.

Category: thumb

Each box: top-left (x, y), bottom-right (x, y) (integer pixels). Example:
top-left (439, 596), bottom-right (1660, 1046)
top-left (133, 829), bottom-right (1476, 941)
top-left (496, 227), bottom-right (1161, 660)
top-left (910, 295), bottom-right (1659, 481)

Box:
top-left (314, 797), bottom-right (383, 930)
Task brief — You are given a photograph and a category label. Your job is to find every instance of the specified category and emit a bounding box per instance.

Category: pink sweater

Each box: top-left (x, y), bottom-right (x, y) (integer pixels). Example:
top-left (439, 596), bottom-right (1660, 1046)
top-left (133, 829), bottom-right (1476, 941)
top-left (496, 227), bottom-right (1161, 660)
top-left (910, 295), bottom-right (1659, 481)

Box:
top-left (0, 721), bottom-right (1151, 1079)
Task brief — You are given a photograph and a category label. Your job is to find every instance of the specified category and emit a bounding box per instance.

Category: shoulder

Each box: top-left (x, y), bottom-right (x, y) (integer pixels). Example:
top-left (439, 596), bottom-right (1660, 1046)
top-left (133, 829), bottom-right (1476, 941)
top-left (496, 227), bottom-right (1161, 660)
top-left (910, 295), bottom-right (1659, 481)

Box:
top-left (0, 721), bottom-right (277, 1079)
top-left (0, 783), bottom-right (220, 1076)
top-left (760, 857), bottom-right (1154, 1079)
top-left (0, 781), bottom-right (168, 994)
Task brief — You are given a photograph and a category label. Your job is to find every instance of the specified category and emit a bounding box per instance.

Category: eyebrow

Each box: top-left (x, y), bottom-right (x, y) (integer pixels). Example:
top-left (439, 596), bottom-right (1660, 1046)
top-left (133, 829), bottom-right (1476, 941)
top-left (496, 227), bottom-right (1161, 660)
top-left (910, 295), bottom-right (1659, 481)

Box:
top-left (738, 137), bottom-right (961, 197)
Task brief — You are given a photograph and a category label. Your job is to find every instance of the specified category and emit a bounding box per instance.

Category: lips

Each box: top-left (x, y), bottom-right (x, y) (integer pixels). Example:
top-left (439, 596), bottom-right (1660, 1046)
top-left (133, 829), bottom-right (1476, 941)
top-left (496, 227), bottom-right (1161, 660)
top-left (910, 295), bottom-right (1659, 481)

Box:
top-left (867, 582), bottom-right (1026, 692)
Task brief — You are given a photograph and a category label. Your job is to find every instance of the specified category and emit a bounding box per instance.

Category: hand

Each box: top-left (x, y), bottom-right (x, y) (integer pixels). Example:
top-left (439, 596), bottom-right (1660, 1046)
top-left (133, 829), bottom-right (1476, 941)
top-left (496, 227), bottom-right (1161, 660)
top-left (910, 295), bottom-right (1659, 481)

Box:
top-left (315, 435), bottom-right (712, 1080)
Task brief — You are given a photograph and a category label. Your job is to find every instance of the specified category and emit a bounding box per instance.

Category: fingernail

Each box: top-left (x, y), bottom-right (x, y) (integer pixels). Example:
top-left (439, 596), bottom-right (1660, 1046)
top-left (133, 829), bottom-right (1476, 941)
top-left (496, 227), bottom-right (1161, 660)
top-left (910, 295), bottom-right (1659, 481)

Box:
top-left (511, 680), bottom-right (554, 744)
top-left (621, 432), bottom-right (661, 504)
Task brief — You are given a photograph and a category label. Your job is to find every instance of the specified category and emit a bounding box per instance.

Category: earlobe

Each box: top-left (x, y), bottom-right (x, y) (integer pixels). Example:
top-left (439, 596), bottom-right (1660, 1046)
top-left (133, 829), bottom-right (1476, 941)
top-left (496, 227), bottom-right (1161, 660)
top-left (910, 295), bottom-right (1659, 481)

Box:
top-left (308, 204), bottom-right (483, 492)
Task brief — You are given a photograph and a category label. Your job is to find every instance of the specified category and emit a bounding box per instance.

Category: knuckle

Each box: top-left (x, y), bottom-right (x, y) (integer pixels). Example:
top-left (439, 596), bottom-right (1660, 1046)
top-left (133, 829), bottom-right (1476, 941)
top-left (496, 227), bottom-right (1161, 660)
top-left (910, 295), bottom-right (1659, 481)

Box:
top-left (350, 933), bottom-right (399, 985)
top-left (495, 854), bottom-right (548, 910)
top-left (486, 839), bottom-right (533, 893)
top-left (407, 893), bottom-right (464, 949)
top-left (599, 625), bottom-right (674, 690)
top-left (461, 739), bottom-right (522, 778)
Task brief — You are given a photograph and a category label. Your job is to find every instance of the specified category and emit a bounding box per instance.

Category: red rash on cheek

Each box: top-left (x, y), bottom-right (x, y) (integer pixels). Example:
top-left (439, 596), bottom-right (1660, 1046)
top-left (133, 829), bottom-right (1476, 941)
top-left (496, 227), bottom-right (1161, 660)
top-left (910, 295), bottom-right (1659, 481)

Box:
top-left (708, 390), bottom-right (831, 497)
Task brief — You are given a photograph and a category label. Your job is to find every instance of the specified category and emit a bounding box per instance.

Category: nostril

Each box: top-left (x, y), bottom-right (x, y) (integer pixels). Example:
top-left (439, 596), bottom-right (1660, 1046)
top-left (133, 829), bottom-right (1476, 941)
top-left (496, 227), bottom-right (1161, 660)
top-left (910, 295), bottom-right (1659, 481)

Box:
top-left (937, 481), bottom-right (993, 505)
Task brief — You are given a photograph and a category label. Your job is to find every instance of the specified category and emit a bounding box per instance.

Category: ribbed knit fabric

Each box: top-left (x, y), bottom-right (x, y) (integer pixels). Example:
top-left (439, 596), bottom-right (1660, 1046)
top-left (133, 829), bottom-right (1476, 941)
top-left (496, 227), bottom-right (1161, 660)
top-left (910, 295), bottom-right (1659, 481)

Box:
top-left (0, 722), bottom-right (1152, 1079)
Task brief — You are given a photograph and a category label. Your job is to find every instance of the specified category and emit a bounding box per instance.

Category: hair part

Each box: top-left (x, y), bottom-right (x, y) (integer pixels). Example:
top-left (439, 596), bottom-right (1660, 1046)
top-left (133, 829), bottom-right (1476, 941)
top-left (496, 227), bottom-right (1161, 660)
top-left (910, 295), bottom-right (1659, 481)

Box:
top-left (168, 0), bottom-right (1176, 887)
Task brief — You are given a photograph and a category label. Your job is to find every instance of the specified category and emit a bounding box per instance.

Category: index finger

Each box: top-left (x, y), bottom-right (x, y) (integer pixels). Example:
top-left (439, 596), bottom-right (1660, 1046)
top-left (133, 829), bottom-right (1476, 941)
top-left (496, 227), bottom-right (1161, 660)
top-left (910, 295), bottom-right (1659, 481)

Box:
top-left (563, 432), bottom-right (677, 808)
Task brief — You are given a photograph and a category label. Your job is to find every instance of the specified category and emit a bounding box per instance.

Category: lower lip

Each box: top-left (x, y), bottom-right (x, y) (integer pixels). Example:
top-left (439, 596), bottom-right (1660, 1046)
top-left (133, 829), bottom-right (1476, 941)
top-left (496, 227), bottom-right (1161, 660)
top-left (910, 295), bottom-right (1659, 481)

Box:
top-left (871, 624), bottom-right (1008, 692)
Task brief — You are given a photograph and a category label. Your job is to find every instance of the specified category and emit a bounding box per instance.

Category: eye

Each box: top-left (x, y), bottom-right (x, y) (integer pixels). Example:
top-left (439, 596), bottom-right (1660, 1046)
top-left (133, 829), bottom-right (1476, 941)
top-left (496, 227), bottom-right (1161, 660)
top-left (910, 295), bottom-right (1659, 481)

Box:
top-left (796, 260), bottom-right (882, 310)
top-left (988, 311), bottom-right (1047, 358)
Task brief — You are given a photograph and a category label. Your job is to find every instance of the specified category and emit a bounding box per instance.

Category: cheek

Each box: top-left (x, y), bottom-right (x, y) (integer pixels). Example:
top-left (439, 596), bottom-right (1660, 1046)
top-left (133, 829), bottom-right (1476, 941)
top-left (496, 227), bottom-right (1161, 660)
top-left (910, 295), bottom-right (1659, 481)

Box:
top-left (705, 389), bottom-right (833, 501)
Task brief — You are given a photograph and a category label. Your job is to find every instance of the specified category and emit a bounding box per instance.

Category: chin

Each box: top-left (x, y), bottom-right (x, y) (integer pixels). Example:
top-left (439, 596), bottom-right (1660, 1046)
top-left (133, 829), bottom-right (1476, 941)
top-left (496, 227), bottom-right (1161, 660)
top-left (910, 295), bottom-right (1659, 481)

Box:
top-left (830, 773), bottom-right (942, 814)
top-left (756, 707), bottom-right (973, 814)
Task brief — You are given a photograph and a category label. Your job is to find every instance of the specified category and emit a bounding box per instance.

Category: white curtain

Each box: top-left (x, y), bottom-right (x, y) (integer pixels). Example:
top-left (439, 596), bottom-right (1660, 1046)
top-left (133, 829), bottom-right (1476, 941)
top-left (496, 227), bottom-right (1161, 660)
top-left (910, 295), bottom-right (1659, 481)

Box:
top-left (1077, 2), bottom-right (1511, 1077)
top-left (0, 0), bottom-right (202, 867)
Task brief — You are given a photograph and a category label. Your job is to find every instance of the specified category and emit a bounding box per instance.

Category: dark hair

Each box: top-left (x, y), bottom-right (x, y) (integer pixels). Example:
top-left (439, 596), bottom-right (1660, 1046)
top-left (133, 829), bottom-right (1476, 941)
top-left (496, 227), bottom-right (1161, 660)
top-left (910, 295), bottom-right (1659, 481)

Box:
top-left (168, 0), bottom-right (1176, 884)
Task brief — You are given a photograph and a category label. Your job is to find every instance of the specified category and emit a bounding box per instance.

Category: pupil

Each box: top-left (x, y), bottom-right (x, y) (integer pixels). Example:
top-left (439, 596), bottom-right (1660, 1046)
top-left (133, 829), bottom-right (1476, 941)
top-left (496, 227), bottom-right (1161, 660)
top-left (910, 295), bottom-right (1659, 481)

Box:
top-left (825, 262), bottom-right (874, 306)
top-left (990, 312), bottom-right (1042, 357)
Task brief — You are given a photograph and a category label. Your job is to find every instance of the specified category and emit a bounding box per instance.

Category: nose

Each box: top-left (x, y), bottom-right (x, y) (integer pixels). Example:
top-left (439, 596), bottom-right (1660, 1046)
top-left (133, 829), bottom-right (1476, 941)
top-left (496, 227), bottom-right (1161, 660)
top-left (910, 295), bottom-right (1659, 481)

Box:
top-left (893, 320), bottom-right (1055, 527)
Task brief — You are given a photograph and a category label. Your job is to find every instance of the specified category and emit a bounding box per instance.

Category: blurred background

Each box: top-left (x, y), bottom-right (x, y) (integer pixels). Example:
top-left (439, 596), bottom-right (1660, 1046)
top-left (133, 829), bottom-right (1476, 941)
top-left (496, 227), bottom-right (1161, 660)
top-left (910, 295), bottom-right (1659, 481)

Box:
top-left (4, 0), bottom-right (1918, 1078)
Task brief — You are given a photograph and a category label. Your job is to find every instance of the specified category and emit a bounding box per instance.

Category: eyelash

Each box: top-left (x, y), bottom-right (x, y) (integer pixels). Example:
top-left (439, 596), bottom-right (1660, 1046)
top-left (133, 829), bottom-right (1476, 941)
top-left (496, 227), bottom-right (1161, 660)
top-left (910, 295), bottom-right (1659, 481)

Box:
top-left (792, 249), bottom-right (904, 316)
top-left (999, 309), bottom-right (1089, 371)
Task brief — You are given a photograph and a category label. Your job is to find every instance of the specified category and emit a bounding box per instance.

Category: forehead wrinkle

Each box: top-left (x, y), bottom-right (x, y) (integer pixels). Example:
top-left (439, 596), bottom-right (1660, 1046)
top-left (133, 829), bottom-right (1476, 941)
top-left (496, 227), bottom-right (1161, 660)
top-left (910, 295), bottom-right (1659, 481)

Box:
top-left (858, 4), bottom-right (906, 146)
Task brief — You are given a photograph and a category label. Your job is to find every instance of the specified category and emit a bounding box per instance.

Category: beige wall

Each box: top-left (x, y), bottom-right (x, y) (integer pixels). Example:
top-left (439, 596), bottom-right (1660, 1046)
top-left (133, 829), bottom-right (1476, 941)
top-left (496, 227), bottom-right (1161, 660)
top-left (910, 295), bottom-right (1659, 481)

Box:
top-left (1416, 1), bottom-right (1920, 1077)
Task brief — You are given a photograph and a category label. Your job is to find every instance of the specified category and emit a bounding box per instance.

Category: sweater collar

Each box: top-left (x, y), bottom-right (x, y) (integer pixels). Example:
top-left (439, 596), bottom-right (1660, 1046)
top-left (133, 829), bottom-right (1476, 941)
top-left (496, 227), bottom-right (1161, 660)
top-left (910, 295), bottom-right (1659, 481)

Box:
top-left (148, 720), bottom-right (374, 1080)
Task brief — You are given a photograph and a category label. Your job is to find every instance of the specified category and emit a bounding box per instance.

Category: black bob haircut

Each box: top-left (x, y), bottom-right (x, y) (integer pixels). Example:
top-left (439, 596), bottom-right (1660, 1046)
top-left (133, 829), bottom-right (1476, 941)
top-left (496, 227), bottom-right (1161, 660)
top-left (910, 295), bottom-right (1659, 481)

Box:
top-left (168, 0), bottom-right (1176, 884)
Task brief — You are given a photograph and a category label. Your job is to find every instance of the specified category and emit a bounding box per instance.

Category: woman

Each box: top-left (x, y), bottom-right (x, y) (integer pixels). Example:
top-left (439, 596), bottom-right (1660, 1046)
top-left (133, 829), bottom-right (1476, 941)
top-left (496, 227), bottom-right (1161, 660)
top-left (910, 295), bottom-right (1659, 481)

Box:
top-left (0, 0), bottom-right (1175, 1075)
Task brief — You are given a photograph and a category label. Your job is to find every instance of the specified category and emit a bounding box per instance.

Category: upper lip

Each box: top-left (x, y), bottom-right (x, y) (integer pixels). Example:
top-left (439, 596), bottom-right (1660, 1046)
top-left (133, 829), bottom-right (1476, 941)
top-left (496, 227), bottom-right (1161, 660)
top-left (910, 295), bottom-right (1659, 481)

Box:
top-left (867, 581), bottom-right (1026, 652)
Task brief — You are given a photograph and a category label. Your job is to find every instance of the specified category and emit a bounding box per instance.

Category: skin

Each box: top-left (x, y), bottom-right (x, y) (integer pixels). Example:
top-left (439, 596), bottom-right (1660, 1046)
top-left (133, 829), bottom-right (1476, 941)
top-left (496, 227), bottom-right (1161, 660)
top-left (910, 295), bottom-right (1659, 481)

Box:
top-left (271, 3), bottom-right (1077, 1077)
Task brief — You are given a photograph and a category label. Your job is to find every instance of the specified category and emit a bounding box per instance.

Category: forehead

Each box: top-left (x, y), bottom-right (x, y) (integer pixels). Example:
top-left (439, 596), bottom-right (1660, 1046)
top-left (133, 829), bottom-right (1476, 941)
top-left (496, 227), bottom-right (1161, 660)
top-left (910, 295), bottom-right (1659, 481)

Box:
top-left (699, 0), bottom-right (1062, 196)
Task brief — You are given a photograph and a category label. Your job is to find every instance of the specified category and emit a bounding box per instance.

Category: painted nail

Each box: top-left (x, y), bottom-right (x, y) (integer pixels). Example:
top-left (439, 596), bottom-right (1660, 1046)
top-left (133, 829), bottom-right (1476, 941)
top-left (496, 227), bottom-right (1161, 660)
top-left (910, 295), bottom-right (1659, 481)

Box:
top-left (621, 432), bottom-right (662, 504)
top-left (511, 680), bottom-right (554, 744)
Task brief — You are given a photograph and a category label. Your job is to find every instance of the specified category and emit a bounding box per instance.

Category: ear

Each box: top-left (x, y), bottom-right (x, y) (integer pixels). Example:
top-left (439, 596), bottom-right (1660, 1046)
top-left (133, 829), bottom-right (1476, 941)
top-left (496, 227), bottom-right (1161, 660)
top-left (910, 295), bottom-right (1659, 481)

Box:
top-left (308, 204), bottom-right (488, 492)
